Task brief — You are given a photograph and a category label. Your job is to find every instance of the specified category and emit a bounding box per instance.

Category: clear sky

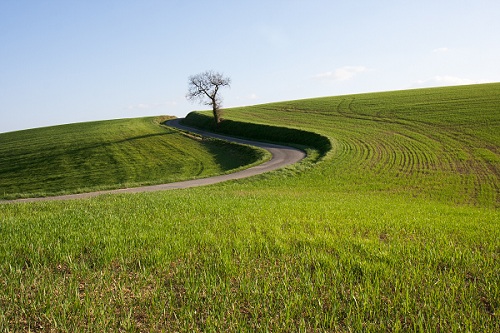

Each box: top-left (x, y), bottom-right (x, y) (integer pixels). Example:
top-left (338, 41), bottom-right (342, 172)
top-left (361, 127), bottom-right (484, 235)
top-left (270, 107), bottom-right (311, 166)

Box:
top-left (1, 0), bottom-right (499, 133)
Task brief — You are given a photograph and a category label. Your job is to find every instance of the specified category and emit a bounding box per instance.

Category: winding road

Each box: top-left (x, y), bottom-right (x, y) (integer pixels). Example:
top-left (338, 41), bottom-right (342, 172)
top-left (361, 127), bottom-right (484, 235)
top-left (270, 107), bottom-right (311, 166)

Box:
top-left (6, 119), bottom-right (305, 203)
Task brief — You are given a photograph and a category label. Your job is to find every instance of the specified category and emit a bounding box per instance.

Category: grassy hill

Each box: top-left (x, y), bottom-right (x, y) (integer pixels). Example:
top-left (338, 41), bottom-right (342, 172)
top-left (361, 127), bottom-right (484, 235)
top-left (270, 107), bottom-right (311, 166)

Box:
top-left (184, 83), bottom-right (499, 208)
top-left (0, 83), bottom-right (499, 331)
top-left (0, 116), bottom-right (266, 199)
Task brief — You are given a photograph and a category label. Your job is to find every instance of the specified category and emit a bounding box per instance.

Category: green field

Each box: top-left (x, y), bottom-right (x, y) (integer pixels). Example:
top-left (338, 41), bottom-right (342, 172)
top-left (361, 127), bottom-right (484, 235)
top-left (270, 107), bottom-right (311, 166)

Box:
top-left (0, 83), bottom-right (499, 332)
top-left (0, 116), bottom-right (265, 199)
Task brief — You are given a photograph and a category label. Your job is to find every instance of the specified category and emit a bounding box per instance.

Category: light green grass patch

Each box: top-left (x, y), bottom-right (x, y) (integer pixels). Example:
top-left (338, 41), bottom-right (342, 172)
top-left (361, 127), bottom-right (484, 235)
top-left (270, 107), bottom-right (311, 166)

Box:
top-left (0, 190), bottom-right (498, 331)
top-left (475, 148), bottom-right (500, 163)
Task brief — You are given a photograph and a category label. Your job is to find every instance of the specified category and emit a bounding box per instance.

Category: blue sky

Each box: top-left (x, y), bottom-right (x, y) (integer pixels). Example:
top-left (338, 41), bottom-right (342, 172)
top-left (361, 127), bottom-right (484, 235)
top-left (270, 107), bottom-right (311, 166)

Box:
top-left (1, 0), bottom-right (499, 133)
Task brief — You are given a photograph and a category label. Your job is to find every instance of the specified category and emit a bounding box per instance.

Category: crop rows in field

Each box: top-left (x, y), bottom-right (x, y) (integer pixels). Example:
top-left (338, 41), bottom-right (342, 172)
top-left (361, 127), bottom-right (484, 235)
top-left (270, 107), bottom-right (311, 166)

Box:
top-left (219, 84), bottom-right (499, 207)
top-left (336, 100), bottom-right (497, 206)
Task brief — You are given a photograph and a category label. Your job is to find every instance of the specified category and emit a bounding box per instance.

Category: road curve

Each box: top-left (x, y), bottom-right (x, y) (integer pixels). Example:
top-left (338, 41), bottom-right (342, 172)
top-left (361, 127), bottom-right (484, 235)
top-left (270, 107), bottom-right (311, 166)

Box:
top-left (5, 119), bottom-right (305, 203)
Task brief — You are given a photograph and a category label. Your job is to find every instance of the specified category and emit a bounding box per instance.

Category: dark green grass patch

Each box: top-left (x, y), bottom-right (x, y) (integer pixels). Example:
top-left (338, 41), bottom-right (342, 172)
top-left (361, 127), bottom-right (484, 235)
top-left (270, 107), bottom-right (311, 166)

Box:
top-left (0, 116), bottom-right (265, 199)
top-left (183, 112), bottom-right (331, 162)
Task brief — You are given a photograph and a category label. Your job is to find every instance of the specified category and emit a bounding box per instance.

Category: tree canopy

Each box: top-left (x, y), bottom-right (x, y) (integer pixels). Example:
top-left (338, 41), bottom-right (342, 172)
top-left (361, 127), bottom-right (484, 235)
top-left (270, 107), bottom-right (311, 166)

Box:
top-left (186, 70), bottom-right (231, 125)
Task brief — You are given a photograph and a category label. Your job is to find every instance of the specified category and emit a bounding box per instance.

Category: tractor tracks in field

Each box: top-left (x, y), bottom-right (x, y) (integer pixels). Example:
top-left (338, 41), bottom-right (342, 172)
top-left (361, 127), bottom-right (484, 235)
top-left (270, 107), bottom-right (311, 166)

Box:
top-left (4, 119), bottom-right (306, 203)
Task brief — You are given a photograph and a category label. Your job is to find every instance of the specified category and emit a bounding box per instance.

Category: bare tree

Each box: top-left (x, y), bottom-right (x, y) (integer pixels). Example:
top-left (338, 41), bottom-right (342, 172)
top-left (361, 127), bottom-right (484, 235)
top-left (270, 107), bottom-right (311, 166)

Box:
top-left (186, 70), bottom-right (231, 125)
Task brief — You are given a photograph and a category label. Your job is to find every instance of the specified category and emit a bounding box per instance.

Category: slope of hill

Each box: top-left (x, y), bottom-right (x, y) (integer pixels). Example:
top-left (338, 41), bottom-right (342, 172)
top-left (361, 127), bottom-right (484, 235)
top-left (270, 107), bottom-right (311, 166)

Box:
top-left (0, 116), bottom-right (265, 199)
top-left (0, 84), bottom-right (498, 331)
top-left (185, 82), bottom-right (499, 208)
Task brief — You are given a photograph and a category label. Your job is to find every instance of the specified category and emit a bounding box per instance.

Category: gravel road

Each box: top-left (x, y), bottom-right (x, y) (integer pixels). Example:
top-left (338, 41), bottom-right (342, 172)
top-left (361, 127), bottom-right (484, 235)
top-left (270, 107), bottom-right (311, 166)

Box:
top-left (5, 119), bottom-right (305, 203)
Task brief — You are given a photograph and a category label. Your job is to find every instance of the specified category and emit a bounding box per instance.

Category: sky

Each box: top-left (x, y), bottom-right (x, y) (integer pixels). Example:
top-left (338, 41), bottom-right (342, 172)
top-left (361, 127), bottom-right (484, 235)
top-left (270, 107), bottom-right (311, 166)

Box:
top-left (1, 0), bottom-right (499, 133)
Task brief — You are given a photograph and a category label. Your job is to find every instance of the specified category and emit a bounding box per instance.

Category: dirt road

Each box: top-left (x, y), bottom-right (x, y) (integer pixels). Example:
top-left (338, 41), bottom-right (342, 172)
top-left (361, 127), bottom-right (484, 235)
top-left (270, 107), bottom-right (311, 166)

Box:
top-left (5, 119), bottom-right (305, 203)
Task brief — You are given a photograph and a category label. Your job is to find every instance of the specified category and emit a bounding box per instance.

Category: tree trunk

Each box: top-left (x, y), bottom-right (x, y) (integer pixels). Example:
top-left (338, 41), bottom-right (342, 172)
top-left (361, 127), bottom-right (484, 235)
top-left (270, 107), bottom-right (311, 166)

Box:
top-left (212, 101), bottom-right (221, 126)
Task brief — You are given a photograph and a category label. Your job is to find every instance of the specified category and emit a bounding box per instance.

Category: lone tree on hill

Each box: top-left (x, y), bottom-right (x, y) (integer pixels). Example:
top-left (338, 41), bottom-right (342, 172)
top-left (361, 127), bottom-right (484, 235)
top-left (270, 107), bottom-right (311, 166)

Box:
top-left (186, 70), bottom-right (231, 125)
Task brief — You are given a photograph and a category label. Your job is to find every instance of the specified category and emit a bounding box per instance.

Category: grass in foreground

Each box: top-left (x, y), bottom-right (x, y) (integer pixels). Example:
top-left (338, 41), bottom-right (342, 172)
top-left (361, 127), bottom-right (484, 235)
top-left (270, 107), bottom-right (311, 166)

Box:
top-left (1, 190), bottom-right (498, 332)
top-left (0, 116), bottom-right (265, 199)
top-left (0, 83), bottom-right (499, 332)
